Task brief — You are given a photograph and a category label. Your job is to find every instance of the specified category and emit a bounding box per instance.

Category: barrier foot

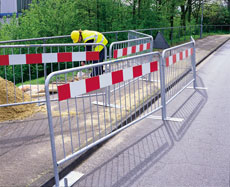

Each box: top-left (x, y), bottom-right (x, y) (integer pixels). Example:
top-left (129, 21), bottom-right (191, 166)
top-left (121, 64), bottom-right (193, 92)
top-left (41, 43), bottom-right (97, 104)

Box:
top-left (56, 171), bottom-right (84, 187)
top-left (147, 115), bottom-right (184, 122)
top-left (186, 86), bottom-right (208, 90)
top-left (92, 101), bottom-right (122, 109)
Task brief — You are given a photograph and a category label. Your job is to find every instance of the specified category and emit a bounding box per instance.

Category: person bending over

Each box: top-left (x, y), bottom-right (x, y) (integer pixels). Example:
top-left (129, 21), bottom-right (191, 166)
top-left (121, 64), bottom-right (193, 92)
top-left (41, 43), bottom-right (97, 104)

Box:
top-left (71, 30), bottom-right (108, 77)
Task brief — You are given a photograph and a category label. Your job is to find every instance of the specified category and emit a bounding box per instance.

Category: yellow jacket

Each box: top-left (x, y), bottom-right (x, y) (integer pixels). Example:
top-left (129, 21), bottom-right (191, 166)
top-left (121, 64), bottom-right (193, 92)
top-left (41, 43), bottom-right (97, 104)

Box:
top-left (82, 30), bottom-right (108, 52)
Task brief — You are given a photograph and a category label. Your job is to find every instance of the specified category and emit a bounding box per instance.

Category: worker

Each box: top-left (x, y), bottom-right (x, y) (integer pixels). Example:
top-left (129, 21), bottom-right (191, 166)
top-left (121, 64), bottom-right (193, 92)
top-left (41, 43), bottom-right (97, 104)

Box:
top-left (71, 30), bottom-right (108, 77)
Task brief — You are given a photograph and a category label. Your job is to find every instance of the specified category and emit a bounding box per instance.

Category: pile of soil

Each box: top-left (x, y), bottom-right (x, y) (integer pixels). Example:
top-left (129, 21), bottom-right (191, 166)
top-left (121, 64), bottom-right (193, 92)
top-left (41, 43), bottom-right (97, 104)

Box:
top-left (0, 77), bottom-right (39, 122)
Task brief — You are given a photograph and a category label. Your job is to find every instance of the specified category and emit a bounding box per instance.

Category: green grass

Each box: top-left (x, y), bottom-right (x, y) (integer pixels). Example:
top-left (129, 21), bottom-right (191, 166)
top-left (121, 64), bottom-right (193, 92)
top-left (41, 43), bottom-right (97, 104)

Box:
top-left (16, 77), bottom-right (45, 87)
top-left (15, 70), bottom-right (89, 87)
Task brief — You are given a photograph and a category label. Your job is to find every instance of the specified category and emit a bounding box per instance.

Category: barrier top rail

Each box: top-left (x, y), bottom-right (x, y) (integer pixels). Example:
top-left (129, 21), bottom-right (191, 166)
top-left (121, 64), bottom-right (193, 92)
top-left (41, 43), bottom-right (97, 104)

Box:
top-left (162, 36), bottom-right (195, 57)
top-left (0, 43), bottom-right (105, 49)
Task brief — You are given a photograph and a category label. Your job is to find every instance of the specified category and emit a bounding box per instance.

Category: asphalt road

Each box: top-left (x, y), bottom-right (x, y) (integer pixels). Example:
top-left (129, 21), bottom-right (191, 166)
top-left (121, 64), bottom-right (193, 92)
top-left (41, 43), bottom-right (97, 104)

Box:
top-left (71, 40), bottom-right (230, 186)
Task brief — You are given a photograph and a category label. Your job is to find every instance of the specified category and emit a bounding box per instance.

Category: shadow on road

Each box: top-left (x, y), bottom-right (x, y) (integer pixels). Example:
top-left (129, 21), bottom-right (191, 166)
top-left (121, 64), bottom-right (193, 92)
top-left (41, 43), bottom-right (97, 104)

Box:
top-left (72, 75), bottom-right (208, 187)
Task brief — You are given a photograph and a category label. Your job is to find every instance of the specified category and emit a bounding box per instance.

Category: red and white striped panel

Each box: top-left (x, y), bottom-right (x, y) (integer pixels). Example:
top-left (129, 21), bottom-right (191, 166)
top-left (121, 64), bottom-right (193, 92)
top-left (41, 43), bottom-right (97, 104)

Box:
top-left (57, 60), bottom-right (159, 101)
top-left (113, 43), bottom-right (151, 59)
top-left (0, 51), bottom-right (99, 66)
top-left (165, 48), bottom-right (193, 67)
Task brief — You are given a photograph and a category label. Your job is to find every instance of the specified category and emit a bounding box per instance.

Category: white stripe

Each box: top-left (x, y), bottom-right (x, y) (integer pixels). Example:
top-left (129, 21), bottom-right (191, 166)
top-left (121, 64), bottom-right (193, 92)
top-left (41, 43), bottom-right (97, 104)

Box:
top-left (100, 73), bottom-right (112, 88)
top-left (9, 54), bottom-right (26, 65)
top-left (169, 56), bottom-right (173, 66)
top-left (136, 45), bottom-right (140, 53)
top-left (83, 35), bottom-right (97, 43)
top-left (127, 47), bottom-right (132, 55)
top-left (117, 49), bottom-right (123, 58)
top-left (123, 67), bottom-right (133, 81)
top-left (72, 52), bottom-right (86, 61)
top-left (142, 63), bottom-right (150, 75)
top-left (183, 51), bottom-right (186, 59)
top-left (70, 80), bottom-right (86, 97)
top-left (176, 53), bottom-right (180, 62)
top-left (42, 53), bottom-right (58, 63)
top-left (143, 43), bottom-right (147, 50)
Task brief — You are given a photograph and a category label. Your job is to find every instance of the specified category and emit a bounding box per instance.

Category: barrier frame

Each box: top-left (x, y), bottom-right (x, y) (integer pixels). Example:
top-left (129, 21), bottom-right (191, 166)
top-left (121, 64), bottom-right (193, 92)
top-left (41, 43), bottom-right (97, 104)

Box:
top-left (160, 37), bottom-right (197, 120)
top-left (45, 51), bottom-right (162, 187)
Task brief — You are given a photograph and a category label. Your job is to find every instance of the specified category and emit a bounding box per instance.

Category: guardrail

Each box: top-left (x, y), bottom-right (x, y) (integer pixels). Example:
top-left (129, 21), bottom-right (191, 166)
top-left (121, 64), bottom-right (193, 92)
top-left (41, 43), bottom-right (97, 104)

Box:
top-left (1, 25), bottom-right (229, 47)
top-left (45, 37), bottom-right (197, 186)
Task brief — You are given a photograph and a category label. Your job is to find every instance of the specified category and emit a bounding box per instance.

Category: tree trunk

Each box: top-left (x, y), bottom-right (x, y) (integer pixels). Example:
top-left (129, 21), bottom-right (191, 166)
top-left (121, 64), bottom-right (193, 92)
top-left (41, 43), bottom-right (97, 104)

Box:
top-left (132, 0), bottom-right (136, 28)
top-left (188, 0), bottom-right (192, 23)
top-left (180, 5), bottom-right (186, 26)
top-left (170, 1), bottom-right (175, 43)
top-left (138, 0), bottom-right (141, 19)
top-left (228, 0), bottom-right (230, 13)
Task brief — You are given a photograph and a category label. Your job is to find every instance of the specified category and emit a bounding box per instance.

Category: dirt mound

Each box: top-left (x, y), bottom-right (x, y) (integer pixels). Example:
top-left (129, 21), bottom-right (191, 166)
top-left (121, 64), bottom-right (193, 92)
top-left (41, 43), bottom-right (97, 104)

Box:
top-left (0, 77), bottom-right (40, 122)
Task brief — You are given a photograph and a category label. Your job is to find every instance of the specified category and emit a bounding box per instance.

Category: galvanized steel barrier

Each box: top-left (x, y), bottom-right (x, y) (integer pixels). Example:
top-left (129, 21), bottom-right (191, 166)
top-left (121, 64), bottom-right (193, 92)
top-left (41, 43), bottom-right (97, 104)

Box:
top-left (160, 37), bottom-right (196, 120)
top-left (0, 43), bottom-right (106, 107)
top-left (45, 51), bottom-right (162, 186)
top-left (45, 37), bottom-right (197, 186)
top-left (109, 30), bottom-right (153, 60)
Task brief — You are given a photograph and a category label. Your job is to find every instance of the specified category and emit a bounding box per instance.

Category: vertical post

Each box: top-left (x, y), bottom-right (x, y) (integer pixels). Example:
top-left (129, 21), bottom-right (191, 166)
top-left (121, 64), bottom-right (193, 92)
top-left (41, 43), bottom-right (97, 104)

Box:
top-left (191, 37), bottom-right (197, 88)
top-left (45, 76), bottom-right (59, 187)
top-left (103, 45), bottom-right (110, 106)
top-left (159, 53), bottom-right (167, 120)
top-left (200, 0), bottom-right (204, 38)
top-left (43, 39), bottom-right (47, 79)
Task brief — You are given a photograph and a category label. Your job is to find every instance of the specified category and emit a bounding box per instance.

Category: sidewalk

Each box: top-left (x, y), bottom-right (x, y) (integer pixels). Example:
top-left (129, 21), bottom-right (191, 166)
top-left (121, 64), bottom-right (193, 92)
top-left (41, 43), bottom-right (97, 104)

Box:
top-left (0, 35), bottom-right (229, 187)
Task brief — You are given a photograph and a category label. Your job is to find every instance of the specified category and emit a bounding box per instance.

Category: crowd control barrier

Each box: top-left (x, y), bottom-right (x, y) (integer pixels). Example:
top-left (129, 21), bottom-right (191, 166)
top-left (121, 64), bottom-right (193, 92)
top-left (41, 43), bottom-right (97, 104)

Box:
top-left (0, 43), bottom-right (106, 107)
top-left (160, 37), bottom-right (196, 120)
top-left (45, 37), bottom-right (198, 186)
top-left (109, 30), bottom-right (153, 60)
top-left (45, 51), bottom-right (162, 186)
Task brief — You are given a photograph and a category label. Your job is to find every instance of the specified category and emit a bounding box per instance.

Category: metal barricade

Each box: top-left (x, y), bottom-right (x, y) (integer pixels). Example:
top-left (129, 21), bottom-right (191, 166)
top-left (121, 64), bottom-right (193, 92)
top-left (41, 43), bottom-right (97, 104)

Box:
top-left (109, 30), bottom-right (153, 60)
top-left (0, 43), bottom-right (106, 107)
top-left (160, 37), bottom-right (196, 120)
top-left (45, 51), bottom-right (162, 186)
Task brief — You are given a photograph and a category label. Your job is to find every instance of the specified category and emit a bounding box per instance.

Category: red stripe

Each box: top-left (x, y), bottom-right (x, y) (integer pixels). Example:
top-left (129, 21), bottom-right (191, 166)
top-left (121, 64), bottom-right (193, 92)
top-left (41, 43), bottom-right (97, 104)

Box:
top-left (123, 48), bottom-right (127, 56)
top-left (147, 43), bottom-right (150, 49)
top-left (86, 51), bottom-right (99, 61)
top-left (26, 54), bottom-right (42, 64)
top-left (132, 46), bottom-right (136, 54)
top-left (180, 52), bottom-right (183, 60)
top-left (58, 52), bottom-right (72, 62)
top-left (112, 70), bottom-right (123, 84)
top-left (85, 76), bottom-right (100, 93)
top-left (191, 48), bottom-right (193, 55)
top-left (150, 61), bottom-right (158, 72)
top-left (140, 44), bottom-right (144, 52)
top-left (133, 65), bottom-right (142, 78)
top-left (58, 84), bottom-right (71, 101)
top-left (114, 50), bottom-right (118, 58)
top-left (186, 50), bottom-right (188, 57)
top-left (166, 57), bottom-right (169, 67)
top-left (0, 55), bottom-right (9, 66)
top-left (173, 54), bottom-right (177, 64)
